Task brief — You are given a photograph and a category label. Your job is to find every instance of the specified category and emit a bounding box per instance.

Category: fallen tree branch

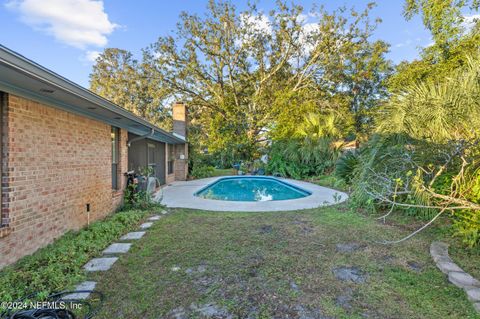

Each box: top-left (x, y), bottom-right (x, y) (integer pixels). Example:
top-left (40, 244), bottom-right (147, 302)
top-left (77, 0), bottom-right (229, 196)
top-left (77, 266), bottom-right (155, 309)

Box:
top-left (376, 208), bottom-right (446, 245)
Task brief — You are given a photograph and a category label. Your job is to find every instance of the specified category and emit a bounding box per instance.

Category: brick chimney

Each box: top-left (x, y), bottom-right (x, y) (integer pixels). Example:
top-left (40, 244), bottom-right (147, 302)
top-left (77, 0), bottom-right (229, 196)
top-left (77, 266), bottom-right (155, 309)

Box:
top-left (172, 102), bottom-right (188, 181)
top-left (172, 101), bottom-right (187, 140)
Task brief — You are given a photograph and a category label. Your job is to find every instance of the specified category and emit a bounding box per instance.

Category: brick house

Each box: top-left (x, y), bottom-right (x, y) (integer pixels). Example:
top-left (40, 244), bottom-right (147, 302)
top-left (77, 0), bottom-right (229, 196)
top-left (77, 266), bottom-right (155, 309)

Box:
top-left (0, 46), bottom-right (188, 268)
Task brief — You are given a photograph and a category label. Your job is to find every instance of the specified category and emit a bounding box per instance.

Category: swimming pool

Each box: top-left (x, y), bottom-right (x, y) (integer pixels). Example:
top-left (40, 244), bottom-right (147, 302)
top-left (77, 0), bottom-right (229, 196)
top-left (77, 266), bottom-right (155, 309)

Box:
top-left (194, 176), bottom-right (311, 202)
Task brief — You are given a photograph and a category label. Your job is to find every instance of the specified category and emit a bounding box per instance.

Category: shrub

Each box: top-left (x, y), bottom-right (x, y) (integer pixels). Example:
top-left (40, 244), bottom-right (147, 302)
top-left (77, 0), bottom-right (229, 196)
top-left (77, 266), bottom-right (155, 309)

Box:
top-left (454, 209), bottom-right (480, 247)
top-left (311, 174), bottom-right (348, 191)
top-left (123, 166), bottom-right (156, 210)
top-left (124, 183), bottom-right (153, 210)
top-left (348, 134), bottom-right (422, 215)
top-left (335, 151), bottom-right (359, 183)
top-left (267, 138), bottom-right (342, 179)
top-left (0, 206), bottom-right (156, 302)
top-left (190, 164), bottom-right (215, 179)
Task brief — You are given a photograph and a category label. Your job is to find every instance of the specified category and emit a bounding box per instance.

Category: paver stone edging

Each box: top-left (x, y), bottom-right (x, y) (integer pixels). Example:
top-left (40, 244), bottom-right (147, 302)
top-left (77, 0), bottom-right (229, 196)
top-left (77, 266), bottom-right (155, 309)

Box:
top-left (430, 241), bottom-right (480, 313)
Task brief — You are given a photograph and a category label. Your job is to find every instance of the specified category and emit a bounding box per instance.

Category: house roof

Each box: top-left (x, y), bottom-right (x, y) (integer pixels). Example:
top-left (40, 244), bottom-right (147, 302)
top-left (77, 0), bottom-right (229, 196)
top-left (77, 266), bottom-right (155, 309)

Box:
top-left (0, 45), bottom-right (185, 144)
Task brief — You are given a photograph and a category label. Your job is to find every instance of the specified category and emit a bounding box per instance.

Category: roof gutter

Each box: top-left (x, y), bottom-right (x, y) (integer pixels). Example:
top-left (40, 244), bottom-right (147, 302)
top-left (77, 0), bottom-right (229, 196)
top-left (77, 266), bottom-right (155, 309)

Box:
top-left (0, 45), bottom-right (186, 144)
top-left (127, 128), bottom-right (155, 147)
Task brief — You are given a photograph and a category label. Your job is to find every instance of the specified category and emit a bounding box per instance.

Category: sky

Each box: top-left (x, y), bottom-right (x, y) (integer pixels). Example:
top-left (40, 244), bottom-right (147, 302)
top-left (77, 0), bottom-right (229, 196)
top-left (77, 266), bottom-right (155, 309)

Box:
top-left (0, 0), bottom-right (462, 88)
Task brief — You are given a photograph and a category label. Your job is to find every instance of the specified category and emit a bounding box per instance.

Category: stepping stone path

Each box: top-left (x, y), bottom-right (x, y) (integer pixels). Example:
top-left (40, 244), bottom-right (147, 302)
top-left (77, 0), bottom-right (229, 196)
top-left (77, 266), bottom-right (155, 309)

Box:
top-left (77, 212), bottom-right (166, 300)
top-left (62, 281), bottom-right (97, 300)
top-left (140, 222), bottom-right (153, 229)
top-left (449, 271), bottom-right (480, 289)
top-left (84, 257), bottom-right (118, 272)
top-left (161, 210), bottom-right (168, 215)
top-left (430, 241), bottom-right (480, 313)
top-left (120, 231), bottom-right (146, 240)
top-left (103, 243), bottom-right (132, 254)
top-left (332, 266), bottom-right (367, 284)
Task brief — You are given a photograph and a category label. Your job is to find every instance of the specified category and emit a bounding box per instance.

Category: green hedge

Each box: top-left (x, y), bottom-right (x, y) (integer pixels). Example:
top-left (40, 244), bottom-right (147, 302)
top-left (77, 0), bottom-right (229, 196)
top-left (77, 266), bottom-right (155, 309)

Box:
top-left (0, 206), bottom-right (156, 302)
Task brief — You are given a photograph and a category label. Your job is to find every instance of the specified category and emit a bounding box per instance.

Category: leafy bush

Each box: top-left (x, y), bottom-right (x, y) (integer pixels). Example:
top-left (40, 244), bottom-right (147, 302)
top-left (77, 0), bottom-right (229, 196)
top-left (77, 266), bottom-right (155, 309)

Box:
top-left (335, 151), bottom-right (359, 183)
top-left (124, 184), bottom-right (154, 210)
top-left (267, 138), bottom-right (342, 179)
top-left (190, 164), bottom-right (216, 179)
top-left (452, 166), bottom-right (480, 247)
top-left (311, 174), bottom-right (348, 191)
top-left (188, 147), bottom-right (218, 179)
top-left (0, 206), bottom-right (156, 302)
top-left (454, 209), bottom-right (480, 247)
top-left (348, 57), bottom-right (480, 246)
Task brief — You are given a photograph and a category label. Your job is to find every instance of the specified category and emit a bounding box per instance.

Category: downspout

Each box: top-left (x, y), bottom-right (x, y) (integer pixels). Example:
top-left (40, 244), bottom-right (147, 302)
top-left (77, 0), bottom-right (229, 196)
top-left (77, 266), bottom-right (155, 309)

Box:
top-left (127, 128), bottom-right (155, 147)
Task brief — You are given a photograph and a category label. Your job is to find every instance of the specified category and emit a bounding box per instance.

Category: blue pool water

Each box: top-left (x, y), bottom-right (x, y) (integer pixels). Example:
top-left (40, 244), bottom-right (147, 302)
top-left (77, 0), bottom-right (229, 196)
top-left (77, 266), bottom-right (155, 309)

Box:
top-left (195, 176), bottom-right (311, 201)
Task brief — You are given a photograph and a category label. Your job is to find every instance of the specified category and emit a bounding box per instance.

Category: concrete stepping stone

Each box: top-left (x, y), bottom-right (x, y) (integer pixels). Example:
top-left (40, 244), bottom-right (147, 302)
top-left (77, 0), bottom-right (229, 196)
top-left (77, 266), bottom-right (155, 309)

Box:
top-left (103, 243), bottom-right (132, 254)
top-left (161, 210), bottom-right (168, 215)
top-left (84, 257), bottom-right (118, 272)
top-left (430, 242), bottom-right (480, 313)
top-left (140, 222), bottom-right (153, 229)
top-left (62, 281), bottom-right (96, 300)
top-left (430, 241), bottom-right (449, 262)
top-left (448, 271), bottom-right (480, 289)
top-left (120, 231), bottom-right (145, 240)
top-left (466, 288), bottom-right (480, 302)
top-left (436, 261), bottom-right (463, 274)
top-left (148, 215), bottom-right (161, 221)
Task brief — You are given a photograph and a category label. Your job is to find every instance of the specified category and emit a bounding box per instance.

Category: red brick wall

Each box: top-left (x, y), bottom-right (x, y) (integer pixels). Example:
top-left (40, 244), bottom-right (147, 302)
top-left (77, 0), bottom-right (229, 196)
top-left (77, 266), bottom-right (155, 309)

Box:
top-left (0, 94), bottom-right (128, 268)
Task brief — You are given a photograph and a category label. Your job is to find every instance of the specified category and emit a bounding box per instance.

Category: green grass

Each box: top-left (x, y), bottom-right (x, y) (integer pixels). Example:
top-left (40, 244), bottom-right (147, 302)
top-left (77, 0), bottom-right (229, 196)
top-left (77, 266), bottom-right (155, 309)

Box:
top-left (309, 174), bottom-right (349, 192)
top-left (447, 238), bottom-right (480, 280)
top-left (211, 168), bottom-right (235, 176)
top-left (90, 205), bottom-right (480, 318)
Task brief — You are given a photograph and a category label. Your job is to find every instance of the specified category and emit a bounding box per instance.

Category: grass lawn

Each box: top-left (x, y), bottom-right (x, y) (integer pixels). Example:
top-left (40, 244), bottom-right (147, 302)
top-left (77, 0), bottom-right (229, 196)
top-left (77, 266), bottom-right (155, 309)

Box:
top-left (309, 174), bottom-right (349, 192)
top-left (211, 168), bottom-right (236, 176)
top-left (89, 205), bottom-right (479, 319)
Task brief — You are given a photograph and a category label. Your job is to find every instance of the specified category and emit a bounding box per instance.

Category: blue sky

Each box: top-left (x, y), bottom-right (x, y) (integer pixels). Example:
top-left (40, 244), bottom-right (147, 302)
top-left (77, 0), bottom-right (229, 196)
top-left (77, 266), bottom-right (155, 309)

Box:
top-left (0, 0), bottom-right (440, 88)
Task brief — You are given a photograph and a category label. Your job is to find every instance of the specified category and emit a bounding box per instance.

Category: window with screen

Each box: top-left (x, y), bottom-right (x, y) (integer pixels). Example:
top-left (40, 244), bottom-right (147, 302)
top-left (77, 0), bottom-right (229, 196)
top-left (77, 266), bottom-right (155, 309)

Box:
top-left (168, 144), bottom-right (175, 174)
top-left (148, 143), bottom-right (156, 176)
top-left (111, 127), bottom-right (120, 190)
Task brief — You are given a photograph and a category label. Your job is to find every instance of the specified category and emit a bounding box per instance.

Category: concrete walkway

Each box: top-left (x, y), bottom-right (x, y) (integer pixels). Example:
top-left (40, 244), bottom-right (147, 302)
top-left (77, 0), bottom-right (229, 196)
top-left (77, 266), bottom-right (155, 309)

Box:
top-left (159, 176), bottom-right (348, 212)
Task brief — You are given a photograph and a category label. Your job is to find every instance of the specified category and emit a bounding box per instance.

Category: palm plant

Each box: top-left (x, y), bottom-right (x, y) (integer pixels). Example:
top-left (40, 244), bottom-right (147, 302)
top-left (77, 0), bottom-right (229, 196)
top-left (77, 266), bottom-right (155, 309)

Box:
top-left (335, 151), bottom-right (359, 183)
top-left (352, 56), bottom-right (480, 245)
top-left (295, 112), bottom-right (342, 139)
top-left (377, 56), bottom-right (480, 143)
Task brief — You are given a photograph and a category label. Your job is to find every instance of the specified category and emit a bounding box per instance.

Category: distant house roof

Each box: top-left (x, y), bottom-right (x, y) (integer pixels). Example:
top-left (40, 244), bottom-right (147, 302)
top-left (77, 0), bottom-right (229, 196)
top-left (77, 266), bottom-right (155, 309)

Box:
top-left (0, 45), bottom-right (184, 144)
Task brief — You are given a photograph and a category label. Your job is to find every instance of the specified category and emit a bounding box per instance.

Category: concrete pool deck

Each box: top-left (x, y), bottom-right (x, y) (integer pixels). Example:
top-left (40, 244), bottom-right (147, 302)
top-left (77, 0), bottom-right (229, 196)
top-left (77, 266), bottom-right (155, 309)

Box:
top-left (158, 176), bottom-right (348, 212)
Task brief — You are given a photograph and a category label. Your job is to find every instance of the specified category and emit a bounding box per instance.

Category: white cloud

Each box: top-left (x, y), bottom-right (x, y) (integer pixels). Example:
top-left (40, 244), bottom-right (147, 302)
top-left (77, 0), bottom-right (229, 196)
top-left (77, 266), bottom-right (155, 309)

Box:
top-left (297, 13), bottom-right (308, 24)
top-left (5, 0), bottom-right (118, 49)
top-left (240, 13), bottom-right (272, 36)
top-left (84, 50), bottom-right (101, 62)
top-left (394, 39), bottom-right (412, 48)
top-left (462, 14), bottom-right (480, 32)
top-left (298, 22), bottom-right (319, 54)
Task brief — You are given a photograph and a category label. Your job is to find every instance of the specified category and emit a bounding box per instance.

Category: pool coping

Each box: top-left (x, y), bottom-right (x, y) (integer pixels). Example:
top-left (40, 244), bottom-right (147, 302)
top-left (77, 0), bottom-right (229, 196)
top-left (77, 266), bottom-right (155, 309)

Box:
top-left (158, 176), bottom-right (348, 212)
